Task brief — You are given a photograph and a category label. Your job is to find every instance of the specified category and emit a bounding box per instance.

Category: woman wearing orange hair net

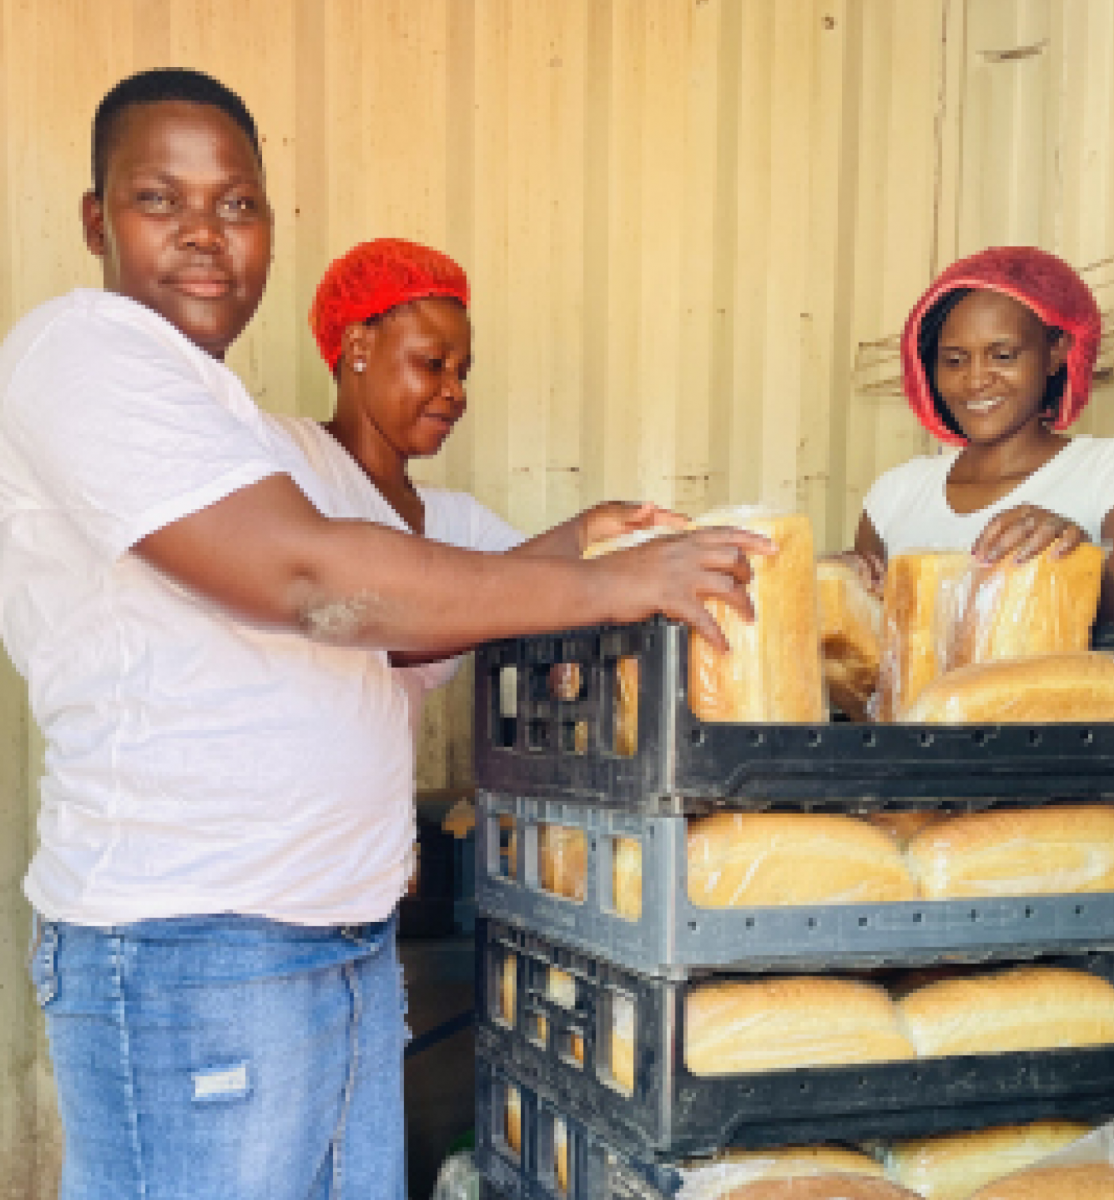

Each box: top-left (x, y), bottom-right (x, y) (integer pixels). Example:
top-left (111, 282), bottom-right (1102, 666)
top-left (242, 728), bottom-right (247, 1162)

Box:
top-left (288, 238), bottom-right (767, 747)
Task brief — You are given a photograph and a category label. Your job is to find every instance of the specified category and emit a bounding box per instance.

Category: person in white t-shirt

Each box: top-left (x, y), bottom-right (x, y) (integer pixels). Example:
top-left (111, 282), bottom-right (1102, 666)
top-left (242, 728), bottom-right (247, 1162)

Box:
top-left (841, 246), bottom-right (1114, 621)
top-left (0, 70), bottom-right (772, 1200)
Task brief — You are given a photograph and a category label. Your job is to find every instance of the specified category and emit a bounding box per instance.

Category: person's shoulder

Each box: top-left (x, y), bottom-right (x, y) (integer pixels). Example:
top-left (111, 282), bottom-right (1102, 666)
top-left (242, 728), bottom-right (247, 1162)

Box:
top-left (871, 451), bottom-right (952, 490)
top-left (1064, 434), bottom-right (1114, 461)
top-left (3, 289), bottom-right (206, 385)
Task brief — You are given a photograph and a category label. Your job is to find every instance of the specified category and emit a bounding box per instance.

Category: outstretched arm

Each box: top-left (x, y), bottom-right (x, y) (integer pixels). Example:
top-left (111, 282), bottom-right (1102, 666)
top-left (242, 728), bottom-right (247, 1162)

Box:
top-left (136, 474), bottom-right (774, 655)
top-left (510, 501), bottom-right (688, 560)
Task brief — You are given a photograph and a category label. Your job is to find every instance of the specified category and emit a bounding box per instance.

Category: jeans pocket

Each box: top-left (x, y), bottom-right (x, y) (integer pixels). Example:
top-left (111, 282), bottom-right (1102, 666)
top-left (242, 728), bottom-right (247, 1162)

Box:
top-left (27, 914), bottom-right (59, 1008)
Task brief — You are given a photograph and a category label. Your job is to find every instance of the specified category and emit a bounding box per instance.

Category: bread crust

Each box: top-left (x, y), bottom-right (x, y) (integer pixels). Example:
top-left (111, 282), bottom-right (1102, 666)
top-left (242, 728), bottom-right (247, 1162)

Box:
top-left (897, 966), bottom-right (1114, 1057)
top-left (888, 1121), bottom-right (1091, 1200)
top-left (968, 1162), bottom-right (1114, 1200)
top-left (688, 509), bottom-right (824, 723)
top-left (906, 804), bottom-right (1114, 898)
top-left (877, 552), bottom-right (970, 721)
top-left (712, 1177), bottom-right (923, 1199)
top-left (899, 652), bottom-right (1114, 723)
top-left (686, 812), bottom-right (918, 907)
top-left (683, 976), bottom-right (915, 1076)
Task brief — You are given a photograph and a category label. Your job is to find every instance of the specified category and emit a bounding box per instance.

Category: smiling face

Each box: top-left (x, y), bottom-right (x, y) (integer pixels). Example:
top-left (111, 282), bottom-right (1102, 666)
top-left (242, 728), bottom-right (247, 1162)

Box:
top-left (81, 99), bottom-right (272, 360)
top-left (355, 296), bottom-right (471, 461)
top-left (934, 289), bottom-right (1068, 446)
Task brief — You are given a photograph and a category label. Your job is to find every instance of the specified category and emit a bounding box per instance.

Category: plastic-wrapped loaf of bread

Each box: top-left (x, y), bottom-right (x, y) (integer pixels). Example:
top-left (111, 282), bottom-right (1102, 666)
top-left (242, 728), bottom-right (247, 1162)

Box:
top-left (538, 824), bottom-right (587, 902)
top-left (875, 551), bottom-right (970, 721)
top-left (676, 1147), bottom-right (885, 1200)
top-left (877, 545), bottom-right (1104, 722)
top-left (686, 812), bottom-right (918, 906)
top-left (898, 653), bottom-right (1114, 724)
top-left (905, 804), bottom-right (1114, 899)
top-left (816, 559), bottom-right (882, 721)
top-left (692, 1178), bottom-right (923, 1199)
top-left (610, 812), bottom-right (919, 920)
top-left (945, 543), bottom-right (1103, 672)
top-left (969, 1162), bottom-right (1114, 1199)
top-left (687, 507), bottom-right (824, 723)
top-left (896, 965), bottom-right (1114, 1057)
top-left (683, 976), bottom-right (915, 1076)
top-left (887, 1121), bottom-right (1092, 1200)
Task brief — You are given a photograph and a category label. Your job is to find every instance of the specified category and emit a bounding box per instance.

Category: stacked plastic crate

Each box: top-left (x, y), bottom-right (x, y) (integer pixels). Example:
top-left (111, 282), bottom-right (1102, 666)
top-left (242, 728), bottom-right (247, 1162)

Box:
top-left (470, 617), bottom-right (1114, 1200)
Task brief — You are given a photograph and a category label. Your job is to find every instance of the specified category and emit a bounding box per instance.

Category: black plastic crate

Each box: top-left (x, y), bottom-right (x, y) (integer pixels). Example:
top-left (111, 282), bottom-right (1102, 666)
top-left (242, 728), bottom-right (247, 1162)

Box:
top-left (474, 619), bottom-right (1114, 810)
top-left (476, 917), bottom-right (1114, 1159)
top-left (475, 1051), bottom-right (680, 1200)
top-left (475, 792), bottom-right (1114, 975)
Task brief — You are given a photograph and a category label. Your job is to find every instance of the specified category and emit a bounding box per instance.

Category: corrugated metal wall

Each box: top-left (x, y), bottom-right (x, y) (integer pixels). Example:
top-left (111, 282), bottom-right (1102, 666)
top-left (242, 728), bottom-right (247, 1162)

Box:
top-left (2, 2), bottom-right (1113, 1193)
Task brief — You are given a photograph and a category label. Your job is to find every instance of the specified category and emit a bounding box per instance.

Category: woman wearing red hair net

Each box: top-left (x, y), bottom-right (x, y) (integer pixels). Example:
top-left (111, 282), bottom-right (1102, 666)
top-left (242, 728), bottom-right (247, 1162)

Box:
top-left (285, 238), bottom-right (771, 740)
top-left (844, 246), bottom-right (1114, 618)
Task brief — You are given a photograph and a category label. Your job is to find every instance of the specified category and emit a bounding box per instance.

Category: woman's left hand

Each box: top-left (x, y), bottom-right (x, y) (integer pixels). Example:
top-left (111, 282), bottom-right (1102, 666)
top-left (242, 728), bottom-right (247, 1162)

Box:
top-left (973, 504), bottom-right (1087, 565)
top-left (577, 501), bottom-right (689, 554)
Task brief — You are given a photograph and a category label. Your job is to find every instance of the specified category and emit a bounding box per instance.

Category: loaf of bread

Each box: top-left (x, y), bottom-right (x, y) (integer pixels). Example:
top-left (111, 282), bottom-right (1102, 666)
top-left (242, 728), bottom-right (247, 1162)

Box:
top-left (887, 1121), bottom-right (1092, 1200)
top-left (610, 812), bottom-right (919, 918)
top-left (946, 543), bottom-right (1103, 671)
top-left (877, 546), bottom-right (1103, 722)
top-left (817, 559), bottom-right (882, 721)
top-left (539, 824), bottom-right (587, 902)
top-left (968, 1162), bottom-right (1114, 1200)
top-left (688, 508), bottom-right (824, 723)
top-left (683, 976), bottom-right (916, 1076)
top-left (706, 1178), bottom-right (923, 1200)
top-left (686, 812), bottom-right (918, 907)
top-left (896, 965), bottom-right (1114, 1057)
top-left (876, 551), bottom-right (971, 721)
top-left (906, 804), bottom-right (1114, 898)
top-left (899, 653), bottom-right (1114, 723)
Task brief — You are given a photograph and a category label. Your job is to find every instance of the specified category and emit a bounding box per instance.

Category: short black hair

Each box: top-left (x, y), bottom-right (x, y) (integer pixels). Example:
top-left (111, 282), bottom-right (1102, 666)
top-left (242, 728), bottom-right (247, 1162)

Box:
top-left (92, 68), bottom-right (262, 198)
top-left (917, 285), bottom-right (1067, 437)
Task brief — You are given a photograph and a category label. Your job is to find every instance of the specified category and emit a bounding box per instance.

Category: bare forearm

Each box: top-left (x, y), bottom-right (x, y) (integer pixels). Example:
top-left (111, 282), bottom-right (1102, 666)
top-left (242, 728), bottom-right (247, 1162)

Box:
top-left (136, 474), bottom-right (767, 655)
top-left (298, 522), bottom-right (607, 652)
top-left (511, 517), bottom-right (584, 560)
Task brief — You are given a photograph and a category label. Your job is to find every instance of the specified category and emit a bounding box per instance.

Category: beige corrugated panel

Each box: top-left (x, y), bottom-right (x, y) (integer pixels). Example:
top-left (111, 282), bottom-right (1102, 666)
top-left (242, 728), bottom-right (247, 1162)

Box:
top-left (2, 2), bottom-right (1114, 1186)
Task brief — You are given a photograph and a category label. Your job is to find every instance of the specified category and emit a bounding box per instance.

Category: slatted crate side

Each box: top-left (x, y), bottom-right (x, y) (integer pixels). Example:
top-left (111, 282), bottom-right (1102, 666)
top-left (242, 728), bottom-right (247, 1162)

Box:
top-left (474, 619), bottom-right (1114, 808)
top-left (475, 1052), bottom-right (680, 1200)
top-left (477, 917), bottom-right (1114, 1160)
top-left (475, 792), bottom-right (1114, 975)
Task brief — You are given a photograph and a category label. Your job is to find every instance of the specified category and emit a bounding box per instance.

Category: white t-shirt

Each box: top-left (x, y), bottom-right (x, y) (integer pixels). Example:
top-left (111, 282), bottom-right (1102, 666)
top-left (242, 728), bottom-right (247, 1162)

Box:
top-left (0, 288), bottom-right (513, 927)
top-left (864, 436), bottom-right (1114, 556)
top-left (268, 415), bottom-right (523, 741)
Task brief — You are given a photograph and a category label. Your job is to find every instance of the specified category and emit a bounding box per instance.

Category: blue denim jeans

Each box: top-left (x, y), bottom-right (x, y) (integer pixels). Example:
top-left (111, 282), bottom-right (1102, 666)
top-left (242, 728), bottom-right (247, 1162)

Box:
top-left (29, 911), bottom-right (406, 1200)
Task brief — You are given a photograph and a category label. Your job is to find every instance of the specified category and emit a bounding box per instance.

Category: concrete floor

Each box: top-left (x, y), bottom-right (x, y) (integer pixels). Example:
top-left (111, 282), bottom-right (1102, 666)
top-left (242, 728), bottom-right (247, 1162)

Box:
top-left (401, 935), bottom-right (477, 1200)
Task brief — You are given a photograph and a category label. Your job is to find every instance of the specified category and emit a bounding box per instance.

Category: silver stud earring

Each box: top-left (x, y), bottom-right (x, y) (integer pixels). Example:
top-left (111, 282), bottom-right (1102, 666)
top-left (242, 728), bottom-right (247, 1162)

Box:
top-left (353, 361), bottom-right (366, 374)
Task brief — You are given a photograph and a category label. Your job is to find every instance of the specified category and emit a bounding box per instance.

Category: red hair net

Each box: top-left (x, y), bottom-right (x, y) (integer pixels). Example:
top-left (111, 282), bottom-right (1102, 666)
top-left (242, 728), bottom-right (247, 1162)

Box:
top-left (900, 246), bottom-right (1102, 446)
top-left (309, 238), bottom-right (469, 371)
